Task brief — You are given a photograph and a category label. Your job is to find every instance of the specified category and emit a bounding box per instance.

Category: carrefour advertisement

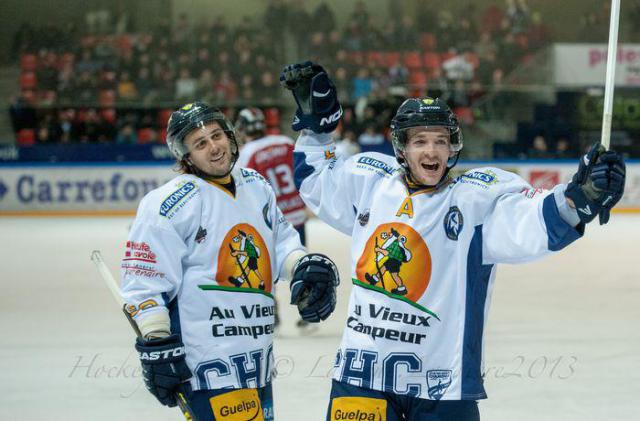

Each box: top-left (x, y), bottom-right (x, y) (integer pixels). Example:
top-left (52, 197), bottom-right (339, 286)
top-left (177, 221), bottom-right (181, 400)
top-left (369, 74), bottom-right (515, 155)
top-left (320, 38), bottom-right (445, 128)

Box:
top-left (0, 165), bottom-right (175, 214)
top-left (0, 163), bottom-right (638, 214)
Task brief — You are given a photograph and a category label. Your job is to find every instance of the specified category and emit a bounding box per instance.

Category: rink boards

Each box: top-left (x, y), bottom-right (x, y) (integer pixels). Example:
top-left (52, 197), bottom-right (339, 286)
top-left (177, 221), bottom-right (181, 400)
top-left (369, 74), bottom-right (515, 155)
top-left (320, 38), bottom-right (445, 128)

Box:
top-left (0, 161), bottom-right (639, 215)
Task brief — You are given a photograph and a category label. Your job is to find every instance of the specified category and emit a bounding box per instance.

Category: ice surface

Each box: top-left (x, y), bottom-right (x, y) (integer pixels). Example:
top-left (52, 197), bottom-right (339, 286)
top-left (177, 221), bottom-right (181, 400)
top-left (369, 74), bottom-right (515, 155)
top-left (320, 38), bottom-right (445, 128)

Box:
top-left (0, 215), bottom-right (638, 420)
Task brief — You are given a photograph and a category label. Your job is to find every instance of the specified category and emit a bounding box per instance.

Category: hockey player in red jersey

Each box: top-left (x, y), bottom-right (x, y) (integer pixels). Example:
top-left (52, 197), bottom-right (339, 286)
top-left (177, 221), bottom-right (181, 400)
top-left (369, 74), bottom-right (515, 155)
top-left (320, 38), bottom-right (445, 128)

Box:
top-left (236, 107), bottom-right (315, 331)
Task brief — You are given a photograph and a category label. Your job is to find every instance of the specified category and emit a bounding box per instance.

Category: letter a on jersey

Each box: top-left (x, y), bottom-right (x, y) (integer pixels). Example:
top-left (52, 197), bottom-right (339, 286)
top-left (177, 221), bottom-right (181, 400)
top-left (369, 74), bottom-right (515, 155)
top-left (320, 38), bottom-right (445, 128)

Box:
top-left (396, 197), bottom-right (414, 219)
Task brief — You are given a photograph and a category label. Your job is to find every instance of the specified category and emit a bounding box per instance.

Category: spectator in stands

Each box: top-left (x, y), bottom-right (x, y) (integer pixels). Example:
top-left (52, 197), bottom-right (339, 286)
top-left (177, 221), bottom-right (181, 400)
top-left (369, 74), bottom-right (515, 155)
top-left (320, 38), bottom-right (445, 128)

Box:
top-left (352, 68), bottom-right (374, 100)
top-left (555, 137), bottom-right (576, 159)
top-left (357, 123), bottom-right (386, 148)
top-left (117, 71), bottom-right (138, 101)
top-left (175, 68), bottom-right (197, 101)
top-left (528, 135), bottom-right (552, 158)
top-left (73, 71), bottom-right (97, 103)
top-left (115, 122), bottom-right (138, 144)
top-left (442, 49), bottom-right (475, 82)
top-left (136, 67), bottom-right (154, 103)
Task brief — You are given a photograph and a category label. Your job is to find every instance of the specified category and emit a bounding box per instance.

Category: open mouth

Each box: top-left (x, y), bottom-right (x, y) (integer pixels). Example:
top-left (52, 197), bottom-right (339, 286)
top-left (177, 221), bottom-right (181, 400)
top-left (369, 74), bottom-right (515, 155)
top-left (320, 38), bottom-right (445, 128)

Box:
top-left (421, 162), bottom-right (440, 172)
top-left (210, 152), bottom-right (225, 163)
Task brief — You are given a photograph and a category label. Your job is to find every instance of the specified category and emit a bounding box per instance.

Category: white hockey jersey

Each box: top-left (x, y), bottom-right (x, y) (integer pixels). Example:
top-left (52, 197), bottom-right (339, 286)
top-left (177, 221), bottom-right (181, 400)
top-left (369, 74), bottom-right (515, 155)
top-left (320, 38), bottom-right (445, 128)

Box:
top-left (293, 131), bottom-right (583, 401)
top-left (121, 167), bottom-right (304, 391)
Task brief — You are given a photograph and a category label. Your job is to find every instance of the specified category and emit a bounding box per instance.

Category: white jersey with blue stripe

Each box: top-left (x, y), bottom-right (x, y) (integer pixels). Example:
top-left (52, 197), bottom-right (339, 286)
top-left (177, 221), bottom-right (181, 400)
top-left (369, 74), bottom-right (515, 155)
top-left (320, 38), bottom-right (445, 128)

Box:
top-left (293, 130), bottom-right (582, 400)
top-left (120, 167), bottom-right (305, 391)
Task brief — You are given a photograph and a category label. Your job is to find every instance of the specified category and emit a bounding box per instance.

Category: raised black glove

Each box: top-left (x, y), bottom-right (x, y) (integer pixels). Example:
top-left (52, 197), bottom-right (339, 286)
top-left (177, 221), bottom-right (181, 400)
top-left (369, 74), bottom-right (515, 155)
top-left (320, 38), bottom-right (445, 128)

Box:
top-left (135, 334), bottom-right (191, 407)
top-left (280, 61), bottom-right (342, 133)
top-left (565, 142), bottom-right (626, 225)
top-left (290, 253), bottom-right (340, 322)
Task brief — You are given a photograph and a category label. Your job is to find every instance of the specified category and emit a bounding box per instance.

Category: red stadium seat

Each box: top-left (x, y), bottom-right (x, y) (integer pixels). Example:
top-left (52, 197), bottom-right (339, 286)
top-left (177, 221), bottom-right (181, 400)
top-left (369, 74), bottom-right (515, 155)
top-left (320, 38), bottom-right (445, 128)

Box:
top-left (20, 72), bottom-right (37, 90)
top-left (76, 109), bottom-right (88, 123)
top-left (403, 52), bottom-right (423, 70)
top-left (157, 108), bottom-right (173, 127)
top-left (138, 128), bottom-right (155, 144)
top-left (409, 71), bottom-right (428, 87)
top-left (423, 52), bottom-right (441, 71)
top-left (264, 108), bottom-right (280, 127)
top-left (367, 51), bottom-right (384, 66)
top-left (17, 129), bottom-right (36, 146)
top-left (441, 51), bottom-right (456, 62)
top-left (419, 33), bottom-right (437, 51)
top-left (59, 52), bottom-right (75, 67)
top-left (454, 107), bottom-right (474, 125)
top-left (20, 54), bottom-right (38, 71)
top-left (98, 90), bottom-right (116, 106)
top-left (382, 52), bottom-right (401, 68)
top-left (116, 35), bottom-right (133, 54)
top-left (101, 108), bottom-right (117, 124)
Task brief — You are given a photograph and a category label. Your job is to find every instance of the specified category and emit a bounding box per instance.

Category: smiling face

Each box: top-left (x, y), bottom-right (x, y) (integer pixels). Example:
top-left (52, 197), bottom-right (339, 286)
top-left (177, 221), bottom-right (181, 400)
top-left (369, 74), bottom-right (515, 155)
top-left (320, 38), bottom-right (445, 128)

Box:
top-left (403, 126), bottom-right (452, 186)
top-left (183, 121), bottom-right (234, 178)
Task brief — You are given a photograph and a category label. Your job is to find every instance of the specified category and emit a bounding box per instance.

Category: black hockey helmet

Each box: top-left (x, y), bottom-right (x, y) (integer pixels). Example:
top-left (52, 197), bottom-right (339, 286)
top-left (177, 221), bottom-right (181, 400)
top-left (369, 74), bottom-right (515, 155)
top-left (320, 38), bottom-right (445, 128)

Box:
top-left (234, 107), bottom-right (266, 139)
top-left (166, 101), bottom-right (237, 162)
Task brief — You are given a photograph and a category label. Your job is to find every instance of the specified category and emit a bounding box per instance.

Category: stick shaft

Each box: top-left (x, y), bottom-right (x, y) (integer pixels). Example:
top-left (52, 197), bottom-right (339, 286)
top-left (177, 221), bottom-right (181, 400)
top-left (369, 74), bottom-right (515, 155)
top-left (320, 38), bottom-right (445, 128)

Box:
top-left (601, 0), bottom-right (621, 150)
top-left (90, 250), bottom-right (194, 420)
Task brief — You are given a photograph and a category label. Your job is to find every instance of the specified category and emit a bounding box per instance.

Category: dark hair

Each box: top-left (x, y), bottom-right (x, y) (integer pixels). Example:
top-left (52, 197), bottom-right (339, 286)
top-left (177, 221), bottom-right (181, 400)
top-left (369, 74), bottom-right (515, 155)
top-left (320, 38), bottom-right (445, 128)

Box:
top-left (177, 158), bottom-right (194, 174)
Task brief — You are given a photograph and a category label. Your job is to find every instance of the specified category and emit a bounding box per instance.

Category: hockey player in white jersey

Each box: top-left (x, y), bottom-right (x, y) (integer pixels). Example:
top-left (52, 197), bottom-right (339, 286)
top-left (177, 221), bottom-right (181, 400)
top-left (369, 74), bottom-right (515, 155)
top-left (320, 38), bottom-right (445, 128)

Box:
top-left (120, 101), bottom-right (339, 420)
top-left (280, 62), bottom-right (626, 420)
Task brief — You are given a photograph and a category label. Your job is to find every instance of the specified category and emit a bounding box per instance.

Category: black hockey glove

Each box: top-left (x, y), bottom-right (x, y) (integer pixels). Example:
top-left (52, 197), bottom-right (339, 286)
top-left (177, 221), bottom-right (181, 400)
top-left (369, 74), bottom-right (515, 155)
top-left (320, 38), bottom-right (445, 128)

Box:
top-left (280, 61), bottom-right (342, 133)
top-left (565, 142), bottom-right (625, 225)
top-left (290, 253), bottom-right (340, 322)
top-left (135, 334), bottom-right (191, 407)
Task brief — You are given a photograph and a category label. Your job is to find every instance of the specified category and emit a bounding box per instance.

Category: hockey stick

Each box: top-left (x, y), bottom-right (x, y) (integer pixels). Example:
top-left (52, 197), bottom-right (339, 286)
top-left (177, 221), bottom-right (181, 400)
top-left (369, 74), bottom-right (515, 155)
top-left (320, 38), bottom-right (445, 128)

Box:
top-left (601, 0), bottom-right (621, 150)
top-left (90, 250), bottom-right (195, 421)
top-left (228, 243), bottom-right (254, 288)
top-left (374, 237), bottom-right (387, 291)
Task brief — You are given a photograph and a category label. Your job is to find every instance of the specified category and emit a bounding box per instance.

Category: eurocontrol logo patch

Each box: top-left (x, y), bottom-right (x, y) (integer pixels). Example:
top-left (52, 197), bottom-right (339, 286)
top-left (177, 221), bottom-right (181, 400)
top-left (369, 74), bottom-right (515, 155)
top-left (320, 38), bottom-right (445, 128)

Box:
top-left (159, 182), bottom-right (196, 217)
top-left (357, 157), bottom-right (396, 176)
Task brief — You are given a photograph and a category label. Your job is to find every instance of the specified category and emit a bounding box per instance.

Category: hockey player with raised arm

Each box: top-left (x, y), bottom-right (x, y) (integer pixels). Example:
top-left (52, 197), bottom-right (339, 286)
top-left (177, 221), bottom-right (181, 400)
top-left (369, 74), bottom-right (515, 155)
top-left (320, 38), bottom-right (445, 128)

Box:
top-left (120, 101), bottom-right (339, 420)
top-left (280, 62), bottom-right (626, 420)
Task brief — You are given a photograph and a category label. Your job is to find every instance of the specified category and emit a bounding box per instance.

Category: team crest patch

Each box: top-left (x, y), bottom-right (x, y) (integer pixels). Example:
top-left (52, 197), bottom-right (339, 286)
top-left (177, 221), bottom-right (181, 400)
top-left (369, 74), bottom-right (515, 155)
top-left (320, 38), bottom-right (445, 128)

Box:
top-left (427, 370), bottom-right (452, 400)
top-left (215, 224), bottom-right (272, 292)
top-left (357, 209), bottom-right (370, 226)
top-left (356, 223), bottom-right (432, 301)
top-left (330, 396), bottom-right (387, 421)
top-left (443, 206), bottom-right (463, 241)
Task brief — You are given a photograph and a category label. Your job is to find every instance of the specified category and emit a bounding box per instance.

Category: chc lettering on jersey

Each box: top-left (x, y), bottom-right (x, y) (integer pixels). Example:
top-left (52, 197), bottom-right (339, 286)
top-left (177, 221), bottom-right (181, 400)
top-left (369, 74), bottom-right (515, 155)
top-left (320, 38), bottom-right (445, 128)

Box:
top-left (124, 241), bottom-right (157, 263)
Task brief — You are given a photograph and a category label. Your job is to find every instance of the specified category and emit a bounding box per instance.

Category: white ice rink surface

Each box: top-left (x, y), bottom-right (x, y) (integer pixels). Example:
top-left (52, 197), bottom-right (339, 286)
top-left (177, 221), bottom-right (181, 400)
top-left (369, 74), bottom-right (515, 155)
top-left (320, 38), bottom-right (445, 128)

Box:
top-left (0, 215), bottom-right (638, 421)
